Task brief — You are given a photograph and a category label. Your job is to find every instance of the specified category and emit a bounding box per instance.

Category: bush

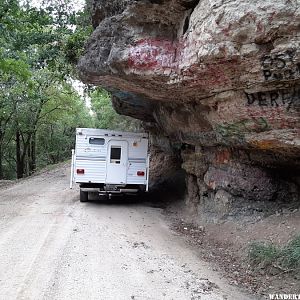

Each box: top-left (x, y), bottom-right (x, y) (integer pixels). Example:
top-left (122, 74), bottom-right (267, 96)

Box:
top-left (248, 236), bottom-right (300, 272)
top-left (248, 242), bottom-right (280, 268)
top-left (280, 236), bottom-right (300, 270)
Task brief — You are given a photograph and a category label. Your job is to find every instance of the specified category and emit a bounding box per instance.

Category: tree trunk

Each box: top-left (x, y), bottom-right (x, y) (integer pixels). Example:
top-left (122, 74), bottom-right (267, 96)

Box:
top-left (0, 136), bottom-right (3, 180)
top-left (29, 132), bottom-right (36, 174)
top-left (16, 130), bottom-right (24, 179)
top-left (21, 134), bottom-right (31, 177)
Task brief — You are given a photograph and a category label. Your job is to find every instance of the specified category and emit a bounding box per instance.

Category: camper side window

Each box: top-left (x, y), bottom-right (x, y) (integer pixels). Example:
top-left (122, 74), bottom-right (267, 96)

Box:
top-left (89, 137), bottom-right (105, 145)
top-left (110, 146), bottom-right (121, 163)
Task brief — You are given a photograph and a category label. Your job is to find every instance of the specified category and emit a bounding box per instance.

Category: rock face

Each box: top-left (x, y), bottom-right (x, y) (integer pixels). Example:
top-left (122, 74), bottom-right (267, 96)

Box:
top-left (78, 0), bottom-right (300, 220)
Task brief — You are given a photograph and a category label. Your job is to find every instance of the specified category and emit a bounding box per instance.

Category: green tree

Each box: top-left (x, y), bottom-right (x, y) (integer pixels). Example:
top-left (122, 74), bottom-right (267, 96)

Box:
top-left (0, 0), bottom-right (94, 179)
top-left (36, 82), bottom-right (93, 167)
top-left (0, 0), bottom-right (139, 180)
top-left (90, 88), bottom-right (141, 132)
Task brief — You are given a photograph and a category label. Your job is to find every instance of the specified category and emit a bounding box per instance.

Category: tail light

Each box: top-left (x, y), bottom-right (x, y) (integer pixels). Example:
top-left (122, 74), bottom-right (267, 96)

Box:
top-left (77, 169), bottom-right (85, 174)
top-left (137, 171), bottom-right (145, 176)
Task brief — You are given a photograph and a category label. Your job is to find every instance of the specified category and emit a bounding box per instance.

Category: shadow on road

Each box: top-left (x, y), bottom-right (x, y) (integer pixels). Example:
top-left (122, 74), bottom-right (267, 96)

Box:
top-left (86, 192), bottom-right (170, 209)
top-left (85, 170), bottom-right (187, 209)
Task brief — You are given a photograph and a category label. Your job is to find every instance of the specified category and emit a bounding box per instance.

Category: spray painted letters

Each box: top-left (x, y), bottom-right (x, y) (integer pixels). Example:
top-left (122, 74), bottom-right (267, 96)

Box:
top-left (245, 85), bottom-right (300, 111)
top-left (261, 51), bottom-right (300, 81)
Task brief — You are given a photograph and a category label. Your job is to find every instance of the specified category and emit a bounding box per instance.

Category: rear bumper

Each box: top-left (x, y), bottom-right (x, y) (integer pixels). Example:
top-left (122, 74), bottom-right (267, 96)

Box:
top-left (80, 187), bottom-right (140, 194)
top-left (100, 188), bottom-right (139, 194)
top-left (79, 183), bottom-right (146, 194)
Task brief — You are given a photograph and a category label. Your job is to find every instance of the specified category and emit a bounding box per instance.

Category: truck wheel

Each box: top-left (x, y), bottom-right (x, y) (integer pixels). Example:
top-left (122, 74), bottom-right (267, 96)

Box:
top-left (80, 190), bottom-right (88, 202)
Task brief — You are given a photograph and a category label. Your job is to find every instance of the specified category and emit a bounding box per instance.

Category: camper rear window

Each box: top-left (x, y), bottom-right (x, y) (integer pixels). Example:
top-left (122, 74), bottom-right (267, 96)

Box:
top-left (110, 147), bottom-right (121, 160)
top-left (89, 137), bottom-right (105, 145)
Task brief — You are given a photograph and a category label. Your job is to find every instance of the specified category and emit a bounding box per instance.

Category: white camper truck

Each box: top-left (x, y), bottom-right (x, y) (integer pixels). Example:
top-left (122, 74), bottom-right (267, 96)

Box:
top-left (70, 128), bottom-right (149, 202)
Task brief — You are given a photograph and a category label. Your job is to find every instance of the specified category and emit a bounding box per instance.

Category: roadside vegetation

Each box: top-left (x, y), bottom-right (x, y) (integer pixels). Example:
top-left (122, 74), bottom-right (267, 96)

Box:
top-left (90, 88), bottom-right (141, 132)
top-left (248, 236), bottom-right (300, 274)
top-left (0, 0), bottom-right (139, 180)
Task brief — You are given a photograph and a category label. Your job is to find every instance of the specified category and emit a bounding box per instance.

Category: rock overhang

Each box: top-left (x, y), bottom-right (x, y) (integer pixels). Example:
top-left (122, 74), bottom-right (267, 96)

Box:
top-left (78, 0), bottom-right (300, 175)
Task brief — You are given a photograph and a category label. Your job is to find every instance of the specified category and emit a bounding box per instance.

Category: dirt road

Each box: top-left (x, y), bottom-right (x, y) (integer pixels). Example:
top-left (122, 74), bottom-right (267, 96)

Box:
top-left (0, 165), bottom-right (255, 300)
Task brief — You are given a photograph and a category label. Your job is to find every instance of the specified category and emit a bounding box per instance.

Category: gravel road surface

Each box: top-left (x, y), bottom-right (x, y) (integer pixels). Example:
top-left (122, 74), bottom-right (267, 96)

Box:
top-left (0, 165), bottom-right (255, 300)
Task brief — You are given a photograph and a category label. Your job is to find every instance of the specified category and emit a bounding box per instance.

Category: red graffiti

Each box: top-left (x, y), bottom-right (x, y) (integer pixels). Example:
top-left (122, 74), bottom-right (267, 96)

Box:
top-left (127, 38), bottom-right (238, 89)
top-left (128, 39), bottom-right (180, 70)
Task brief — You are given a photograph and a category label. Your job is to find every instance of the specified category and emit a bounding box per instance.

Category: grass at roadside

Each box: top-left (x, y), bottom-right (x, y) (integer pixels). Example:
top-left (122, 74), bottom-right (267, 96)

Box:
top-left (248, 236), bottom-right (300, 273)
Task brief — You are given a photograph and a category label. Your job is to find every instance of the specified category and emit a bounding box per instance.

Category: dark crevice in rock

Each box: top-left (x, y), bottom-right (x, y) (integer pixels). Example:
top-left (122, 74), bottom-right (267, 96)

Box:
top-left (148, 0), bottom-right (165, 4)
top-left (181, 0), bottom-right (199, 35)
top-left (182, 15), bottom-right (190, 34)
top-left (180, 0), bottom-right (200, 10)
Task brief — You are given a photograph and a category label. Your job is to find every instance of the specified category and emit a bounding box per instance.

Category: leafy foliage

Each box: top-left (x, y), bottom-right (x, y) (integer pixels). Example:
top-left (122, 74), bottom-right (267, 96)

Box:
top-left (0, 0), bottom-right (92, 179)
top-left (0, 0), bottom-right (140, 180)
top-left (90, 88), bottom-right (141, 132)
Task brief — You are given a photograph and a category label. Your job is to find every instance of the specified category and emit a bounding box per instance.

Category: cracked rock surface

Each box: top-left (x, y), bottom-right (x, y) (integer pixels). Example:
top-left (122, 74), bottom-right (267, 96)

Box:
top-left (79, 0), bottom-right (300, 218)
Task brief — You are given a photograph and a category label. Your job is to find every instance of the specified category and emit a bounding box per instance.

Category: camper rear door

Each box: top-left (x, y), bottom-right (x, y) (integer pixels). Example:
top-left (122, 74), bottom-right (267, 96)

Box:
top-left (106, 140), bottom-right (128, 184)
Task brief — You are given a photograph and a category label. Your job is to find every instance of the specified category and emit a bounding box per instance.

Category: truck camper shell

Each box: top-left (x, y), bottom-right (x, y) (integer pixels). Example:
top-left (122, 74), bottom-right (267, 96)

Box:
top-left (70, 128), bottom-right (149, 201)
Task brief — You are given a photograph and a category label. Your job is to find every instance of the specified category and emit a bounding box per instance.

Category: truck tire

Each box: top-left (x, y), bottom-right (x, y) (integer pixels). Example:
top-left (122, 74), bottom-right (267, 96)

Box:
top-left (80, 190), bottom-right (88, 202)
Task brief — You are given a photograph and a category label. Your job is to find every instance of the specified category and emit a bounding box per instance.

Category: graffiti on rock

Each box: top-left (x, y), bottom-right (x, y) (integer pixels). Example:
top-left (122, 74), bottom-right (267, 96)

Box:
top-left (128, 38), bottom-right (235, 90)
top-left (261, 50), bottom-right (300, 81)
top-left (128, 39), bottom-right (180, 70)
top-left (245, 85), bottom-right (300, 111)
top-left (216, 117), bottom-right (270, 140)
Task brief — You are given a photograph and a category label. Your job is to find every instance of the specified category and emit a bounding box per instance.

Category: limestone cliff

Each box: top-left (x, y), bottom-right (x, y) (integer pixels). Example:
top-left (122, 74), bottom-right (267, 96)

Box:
top-left (78, 0), bottom-right (300, 219)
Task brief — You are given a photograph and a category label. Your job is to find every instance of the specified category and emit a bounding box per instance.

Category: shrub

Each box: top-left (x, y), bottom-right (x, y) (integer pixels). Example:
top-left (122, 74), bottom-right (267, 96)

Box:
top-left (248, 236), bottom-right (300, 272)
top-left (248, 242), bottom-right (280, 268)
top-left (280, 236), bottom-right (300, 270)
